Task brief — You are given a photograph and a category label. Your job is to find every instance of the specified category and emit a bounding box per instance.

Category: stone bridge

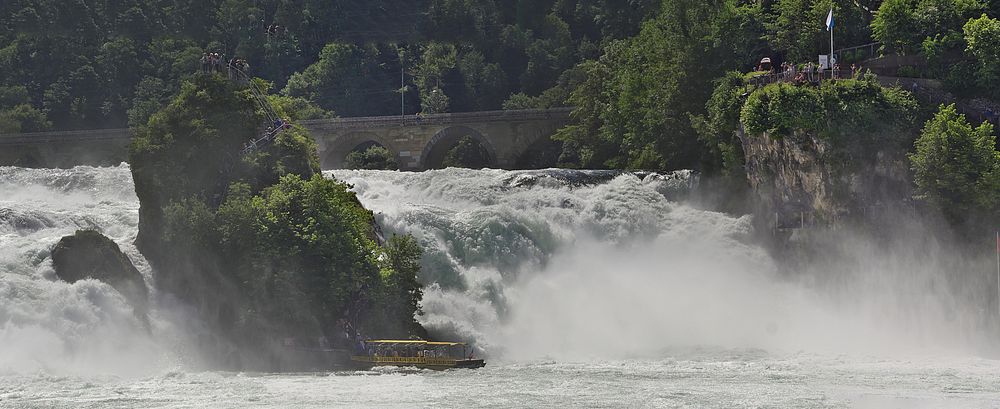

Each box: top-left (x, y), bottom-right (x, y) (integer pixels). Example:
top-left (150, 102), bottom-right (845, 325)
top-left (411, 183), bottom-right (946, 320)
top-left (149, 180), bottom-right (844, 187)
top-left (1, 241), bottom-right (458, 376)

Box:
top-left (303, 108), bottom-right (572, 170)
top-left (0, 108), bottom-right (573, 170)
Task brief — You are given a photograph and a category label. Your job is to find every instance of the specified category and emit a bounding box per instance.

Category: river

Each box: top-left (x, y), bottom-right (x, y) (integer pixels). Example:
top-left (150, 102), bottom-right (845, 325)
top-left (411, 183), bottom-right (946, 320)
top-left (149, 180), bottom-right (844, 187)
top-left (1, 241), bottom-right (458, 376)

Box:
top-left (1, 164), bottom-right (998, 408)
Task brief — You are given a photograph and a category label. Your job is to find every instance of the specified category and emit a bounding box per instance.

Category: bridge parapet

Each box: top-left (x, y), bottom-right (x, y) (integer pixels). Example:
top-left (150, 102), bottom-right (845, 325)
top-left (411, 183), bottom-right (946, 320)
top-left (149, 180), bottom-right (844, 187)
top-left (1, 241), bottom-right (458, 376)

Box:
top-left (0, 108), bottom-right (575, 169)
top-left (301, 108), bottom-right (572, 130)
top-left (0, 128), bottom-right (131, 145)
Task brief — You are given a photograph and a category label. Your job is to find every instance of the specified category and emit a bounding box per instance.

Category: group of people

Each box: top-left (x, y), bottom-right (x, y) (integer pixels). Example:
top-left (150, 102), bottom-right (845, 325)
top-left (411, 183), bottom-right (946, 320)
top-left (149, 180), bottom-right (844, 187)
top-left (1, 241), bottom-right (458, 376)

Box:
top-left (199, 52), bottom-right (251, 80)
top-left (200, 52), bottom-right (225, 73)
top-left (760, 60), bottom-right (861, 85)
top-left (227, 57), bottom-right (250, 82)
top-left (199, 52), bottom-right (251, 81)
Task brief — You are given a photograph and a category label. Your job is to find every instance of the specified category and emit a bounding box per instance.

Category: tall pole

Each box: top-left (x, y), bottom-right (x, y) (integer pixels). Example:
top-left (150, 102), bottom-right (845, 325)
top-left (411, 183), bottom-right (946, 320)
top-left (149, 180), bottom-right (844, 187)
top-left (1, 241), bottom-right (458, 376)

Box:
top-left (399, 62), bottom-right (406, 117)
top-left (830, 21), bottom-right (834, 71)
top-left (996, 231), bottom-right (999, 318)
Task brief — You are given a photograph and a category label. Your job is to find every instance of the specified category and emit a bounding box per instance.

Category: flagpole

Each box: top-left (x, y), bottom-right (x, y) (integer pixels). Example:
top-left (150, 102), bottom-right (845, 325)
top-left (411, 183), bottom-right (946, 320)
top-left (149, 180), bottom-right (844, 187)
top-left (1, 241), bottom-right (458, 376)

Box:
top-left (826, 8), bottom-right (835, 75)
top-left (996, 231), bottom-right (999, 318)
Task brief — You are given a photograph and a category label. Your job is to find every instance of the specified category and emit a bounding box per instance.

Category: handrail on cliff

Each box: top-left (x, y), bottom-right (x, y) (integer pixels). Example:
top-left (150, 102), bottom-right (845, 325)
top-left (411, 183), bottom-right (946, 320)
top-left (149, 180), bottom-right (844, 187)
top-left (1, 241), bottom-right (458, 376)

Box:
top-left (234, 66), bottom-right (291, 156)
top-left (200, 61), bottom-right (290, 156)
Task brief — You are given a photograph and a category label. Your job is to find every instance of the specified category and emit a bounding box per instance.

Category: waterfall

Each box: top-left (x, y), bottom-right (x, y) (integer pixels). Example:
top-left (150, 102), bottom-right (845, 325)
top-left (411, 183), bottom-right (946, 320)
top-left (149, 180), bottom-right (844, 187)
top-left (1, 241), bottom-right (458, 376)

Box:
top-left (0, 165), bottom-right (992, 376)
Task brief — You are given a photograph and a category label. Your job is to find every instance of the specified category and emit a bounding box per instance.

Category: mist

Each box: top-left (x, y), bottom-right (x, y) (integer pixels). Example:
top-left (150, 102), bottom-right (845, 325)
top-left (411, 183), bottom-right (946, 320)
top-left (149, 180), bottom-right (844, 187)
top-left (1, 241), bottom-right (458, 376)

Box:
top-left (333, 168), bottom-right (1000, 362)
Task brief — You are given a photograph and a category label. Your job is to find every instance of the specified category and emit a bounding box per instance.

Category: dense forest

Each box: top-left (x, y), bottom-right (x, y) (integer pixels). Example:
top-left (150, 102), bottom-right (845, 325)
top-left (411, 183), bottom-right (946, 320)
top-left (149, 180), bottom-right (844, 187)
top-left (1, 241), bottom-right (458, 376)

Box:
top-left (3, 1), bottom-right (1000, 201)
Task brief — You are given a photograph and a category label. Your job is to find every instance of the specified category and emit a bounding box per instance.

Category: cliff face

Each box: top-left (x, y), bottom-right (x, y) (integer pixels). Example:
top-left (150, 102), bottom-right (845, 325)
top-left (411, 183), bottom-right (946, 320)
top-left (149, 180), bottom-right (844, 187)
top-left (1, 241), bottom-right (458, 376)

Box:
top-left (739, 126), bottom-right (912, 228)
top-left (736, 78), bottom-right (921, 229)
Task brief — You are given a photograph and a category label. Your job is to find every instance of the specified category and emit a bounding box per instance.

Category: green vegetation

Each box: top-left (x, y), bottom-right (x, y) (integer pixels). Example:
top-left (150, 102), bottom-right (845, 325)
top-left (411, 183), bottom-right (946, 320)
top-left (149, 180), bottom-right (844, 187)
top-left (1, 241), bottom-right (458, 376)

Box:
top-left (130, 74), bottom-right (422, 363)
top-left (963, 14), bottom-right (1000, 99)
top-left (442, 136), bottom-right (492, 168)
top-left (8, 0), bottom-right (1000, 230)
top-left (871, 0), bottom-right (984, 55)
top-left (910, 104), bottom-right (1000, 222)
top-left (345, 145), bottom-right (399, 170)
top-left (869, 1), bottom-right (1000, 97)
top-left (553, 1), bottom-right (767, 171)
top-left (0, 1), bottom-right (655, 131)
top-left (742, 75), bottom-right (919, 143)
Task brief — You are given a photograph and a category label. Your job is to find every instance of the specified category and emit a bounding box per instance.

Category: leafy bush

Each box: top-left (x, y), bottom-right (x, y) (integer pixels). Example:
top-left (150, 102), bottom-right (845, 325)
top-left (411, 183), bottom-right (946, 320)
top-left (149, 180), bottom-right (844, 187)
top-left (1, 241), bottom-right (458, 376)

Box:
top-left (909, 104), bottom-right (999, 222)
top-left (895, 65), bottom-right (922, 78)
top-left (742, 75), bottom-right (918, 143)
top-left (872, 0), bottom-right (985, 55)
top-left (691, 71), bottom-right (749, 176)
top-left (963, 14), bottom-right (1000, 99)
top-left (345, 145), bottom-right (399, 170)
top-left (741, 82), bottom-right (824, 136)
top-left (442, 136), bottom-right (491, 168)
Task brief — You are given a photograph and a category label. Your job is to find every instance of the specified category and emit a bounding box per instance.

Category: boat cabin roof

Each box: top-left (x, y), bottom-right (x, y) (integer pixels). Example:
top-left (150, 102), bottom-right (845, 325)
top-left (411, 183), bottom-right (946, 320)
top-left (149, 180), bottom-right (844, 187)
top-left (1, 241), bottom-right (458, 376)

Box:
top-left (365, 340), bottom-right (466, 346)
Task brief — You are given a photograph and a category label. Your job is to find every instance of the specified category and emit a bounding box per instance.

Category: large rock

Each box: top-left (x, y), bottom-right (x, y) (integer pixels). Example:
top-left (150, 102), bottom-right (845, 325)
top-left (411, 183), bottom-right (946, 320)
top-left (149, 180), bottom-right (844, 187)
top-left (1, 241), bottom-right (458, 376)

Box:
top-left (51, 230), bottom-right (149, 320)
top-left (739, 127), bottom-right (912, 228)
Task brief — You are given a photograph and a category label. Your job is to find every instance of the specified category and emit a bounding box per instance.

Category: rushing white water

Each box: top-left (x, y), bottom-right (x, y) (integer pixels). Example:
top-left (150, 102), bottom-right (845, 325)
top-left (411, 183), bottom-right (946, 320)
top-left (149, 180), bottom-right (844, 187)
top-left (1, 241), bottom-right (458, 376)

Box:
top-left (330, 169), bottom-right (998, 359)
top-left (0, 164), bottom-right (176, 377)
top-left (2, 165), bottom-right (1000, 407)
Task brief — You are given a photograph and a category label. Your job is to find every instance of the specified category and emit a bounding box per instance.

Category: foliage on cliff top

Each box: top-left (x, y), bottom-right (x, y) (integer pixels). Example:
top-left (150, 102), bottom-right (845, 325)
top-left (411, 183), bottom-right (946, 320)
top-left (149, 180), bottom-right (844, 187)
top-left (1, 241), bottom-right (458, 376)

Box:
top-left (213, 175), bottom-right (423, 338)
top-left (910, 104), bottom-right (1000, 224)
top-left (129, 74), bottom-right (319, 210)
top-left (741, 75), bottom-right (920, 152)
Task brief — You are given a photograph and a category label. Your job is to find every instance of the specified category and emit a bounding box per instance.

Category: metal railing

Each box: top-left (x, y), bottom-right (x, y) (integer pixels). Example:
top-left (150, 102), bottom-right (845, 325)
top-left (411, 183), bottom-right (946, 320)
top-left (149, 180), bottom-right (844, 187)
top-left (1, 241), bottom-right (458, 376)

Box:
top-left (748, 69), bottom-right (853, 88)
top-left (352, 356), bottom-right (460, 366)
top-left (835, 42), bottom-right (882, 63)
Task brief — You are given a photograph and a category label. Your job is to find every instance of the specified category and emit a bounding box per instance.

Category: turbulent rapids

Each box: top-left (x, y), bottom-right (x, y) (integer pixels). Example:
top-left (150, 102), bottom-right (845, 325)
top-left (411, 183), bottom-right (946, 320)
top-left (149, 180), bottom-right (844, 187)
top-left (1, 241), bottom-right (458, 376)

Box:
top-left (3, 165), bottom-right (1000, 407)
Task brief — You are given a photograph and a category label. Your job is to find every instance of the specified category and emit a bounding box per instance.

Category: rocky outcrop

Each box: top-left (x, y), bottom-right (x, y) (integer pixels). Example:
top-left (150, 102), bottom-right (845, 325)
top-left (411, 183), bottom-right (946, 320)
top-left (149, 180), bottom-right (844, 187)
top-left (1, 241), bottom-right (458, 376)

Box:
top-left (739, 126), bottom-right (912, 228)
top-left (51, 230), bottom-right (149, 320)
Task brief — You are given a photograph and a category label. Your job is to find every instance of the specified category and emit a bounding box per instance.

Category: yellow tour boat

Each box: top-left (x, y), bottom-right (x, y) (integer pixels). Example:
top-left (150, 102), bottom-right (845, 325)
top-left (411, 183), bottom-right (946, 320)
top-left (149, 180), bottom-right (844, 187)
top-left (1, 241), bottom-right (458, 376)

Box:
top-left (350, 340), bottom-right (486, 369)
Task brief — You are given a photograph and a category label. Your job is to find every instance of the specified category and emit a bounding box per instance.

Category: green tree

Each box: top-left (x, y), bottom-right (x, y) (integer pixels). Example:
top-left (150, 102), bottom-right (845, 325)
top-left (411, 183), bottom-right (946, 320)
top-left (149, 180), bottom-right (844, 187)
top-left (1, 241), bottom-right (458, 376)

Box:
top-left (963, 14), bottom-right (1000, 98)
top-left (691, 71), bottom-right (749, 175)
top-left (345, 145), bottom-right (399, 170)
top-left (283, 42), bottom-right (401, 117)
top-left (0, 104), bottom-right (50, 133)
top-left (910, 104), bottom-right (999, 221)
top-left (421, 87), bottom-right (451, 114)
top-left (556, 0), bottom-right (766, 171)
top-left (768, 0), bottom-right (873, 63)
top-left (872, 0), bottom-right (985, 54)
top-left (442, 136), bottom-right (491, 168)
top-left (379, 234), bottom-right (425, 335)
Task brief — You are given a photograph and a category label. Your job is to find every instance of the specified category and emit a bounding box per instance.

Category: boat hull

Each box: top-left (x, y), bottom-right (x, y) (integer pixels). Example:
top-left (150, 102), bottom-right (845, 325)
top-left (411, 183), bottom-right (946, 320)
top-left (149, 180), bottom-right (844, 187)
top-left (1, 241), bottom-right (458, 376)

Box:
top-left (350, 356), bottom-right (485, 370)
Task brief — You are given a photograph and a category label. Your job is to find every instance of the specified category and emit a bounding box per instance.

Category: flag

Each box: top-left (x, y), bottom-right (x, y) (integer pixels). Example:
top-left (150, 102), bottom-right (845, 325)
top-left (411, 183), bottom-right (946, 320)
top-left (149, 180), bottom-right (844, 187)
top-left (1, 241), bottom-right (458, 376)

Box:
top-left (826, 9), bottom-right (835, 31)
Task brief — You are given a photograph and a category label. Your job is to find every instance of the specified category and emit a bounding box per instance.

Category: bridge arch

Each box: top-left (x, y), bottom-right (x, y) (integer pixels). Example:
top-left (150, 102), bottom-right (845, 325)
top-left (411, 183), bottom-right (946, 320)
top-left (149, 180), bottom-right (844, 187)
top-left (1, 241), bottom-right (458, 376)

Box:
top-left (323, 131), bottom-right (398, 169)
top-left (420, 126), bottom-right (496, 169)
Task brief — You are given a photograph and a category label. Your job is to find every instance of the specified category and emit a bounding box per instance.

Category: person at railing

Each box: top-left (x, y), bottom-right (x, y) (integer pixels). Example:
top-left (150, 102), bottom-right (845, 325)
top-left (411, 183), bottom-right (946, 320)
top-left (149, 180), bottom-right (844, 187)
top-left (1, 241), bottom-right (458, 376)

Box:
top-left (227, 57), bottom-right (237, 80)
top-left (210, 53), bottom-right (224, 74)
top-left (239, 59), bottom-right (250, 83)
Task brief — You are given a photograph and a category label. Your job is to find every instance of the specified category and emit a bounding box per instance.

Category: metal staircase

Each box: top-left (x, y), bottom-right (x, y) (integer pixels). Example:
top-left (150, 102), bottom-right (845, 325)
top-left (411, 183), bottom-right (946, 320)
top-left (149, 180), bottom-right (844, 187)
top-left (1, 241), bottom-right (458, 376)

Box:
top-left (229, 66), bottom-right (288, 155)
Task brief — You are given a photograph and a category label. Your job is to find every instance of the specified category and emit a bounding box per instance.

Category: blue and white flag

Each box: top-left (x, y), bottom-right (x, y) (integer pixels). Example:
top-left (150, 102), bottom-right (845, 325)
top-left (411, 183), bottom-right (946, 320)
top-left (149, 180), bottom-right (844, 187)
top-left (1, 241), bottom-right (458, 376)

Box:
top-left (826, 9), bottom-right (835, 31)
